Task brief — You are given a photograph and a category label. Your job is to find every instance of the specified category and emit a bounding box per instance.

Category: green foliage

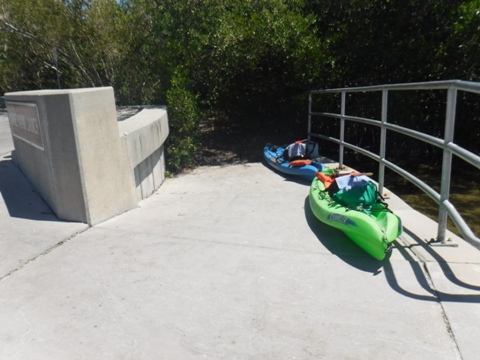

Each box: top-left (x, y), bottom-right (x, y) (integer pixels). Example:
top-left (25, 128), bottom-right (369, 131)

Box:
top-left (310, 0), bottom-right (466, 86)
top-left (186, 0), bottom-right (325, 127)
top-left (112, 0), bottom-right (169, 105)
top-left (0, 0), bottom-right (126, 91)
top-left (2, 0), bottom-right (480, 171)
top-left (165, 70), bottom-right (200, 173)
top-left (446, 0), bottom-right (480, 80)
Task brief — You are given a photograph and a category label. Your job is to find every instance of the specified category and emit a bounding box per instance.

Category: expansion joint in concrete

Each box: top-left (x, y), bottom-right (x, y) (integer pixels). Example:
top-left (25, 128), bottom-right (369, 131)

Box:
top-left (420, 261), bottom-right (463, 360)
top-left (0, 227), bottom-right (90, 282)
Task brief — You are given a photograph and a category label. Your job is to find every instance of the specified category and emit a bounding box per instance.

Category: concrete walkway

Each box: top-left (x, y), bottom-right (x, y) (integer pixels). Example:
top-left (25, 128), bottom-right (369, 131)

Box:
top-left (1, 111), bottom-right (480, 359)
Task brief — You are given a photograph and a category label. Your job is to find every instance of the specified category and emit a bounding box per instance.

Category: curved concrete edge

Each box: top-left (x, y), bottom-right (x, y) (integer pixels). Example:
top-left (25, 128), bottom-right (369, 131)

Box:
top-left (118, 107), bottom-right (169, 168)
top-left (118, 107), bottom-right (170, 201)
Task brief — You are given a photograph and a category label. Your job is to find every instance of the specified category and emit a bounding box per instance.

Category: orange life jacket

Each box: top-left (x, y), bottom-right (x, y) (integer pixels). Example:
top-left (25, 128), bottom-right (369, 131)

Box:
top-left (315, 172), bottom-right (335, 188)
top-left (289, 159), bottom-right (312, 167)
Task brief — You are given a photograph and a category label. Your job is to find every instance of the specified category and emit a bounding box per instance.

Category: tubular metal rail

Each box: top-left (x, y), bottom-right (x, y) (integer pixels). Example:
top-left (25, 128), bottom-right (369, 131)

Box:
top-left (308, 80), bottom-right (480, 249)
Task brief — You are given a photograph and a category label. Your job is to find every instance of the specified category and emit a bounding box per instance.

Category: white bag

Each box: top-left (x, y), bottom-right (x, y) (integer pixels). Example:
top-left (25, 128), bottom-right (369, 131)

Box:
top-left (287, 142), bottom-right (306, 159)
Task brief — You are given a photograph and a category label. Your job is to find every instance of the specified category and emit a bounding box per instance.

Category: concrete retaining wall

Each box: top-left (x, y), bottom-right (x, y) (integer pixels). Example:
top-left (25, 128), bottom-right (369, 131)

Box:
top-left (118, 107), bottom-right (169, 201)
top-left (5, 88), bottom-right (169, 225)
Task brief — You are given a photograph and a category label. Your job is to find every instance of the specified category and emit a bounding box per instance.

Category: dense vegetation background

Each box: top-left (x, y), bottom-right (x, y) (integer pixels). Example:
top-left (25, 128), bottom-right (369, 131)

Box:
top-left (1, 0), bottom-right (479, 173)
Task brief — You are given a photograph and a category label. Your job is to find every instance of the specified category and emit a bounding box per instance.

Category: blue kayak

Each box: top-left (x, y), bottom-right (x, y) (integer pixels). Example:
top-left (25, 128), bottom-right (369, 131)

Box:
top-left (263, 143), bottom-right (324, 180)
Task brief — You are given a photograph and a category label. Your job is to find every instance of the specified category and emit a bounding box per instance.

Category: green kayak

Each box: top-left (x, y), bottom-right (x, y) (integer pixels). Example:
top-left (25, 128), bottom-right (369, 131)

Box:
top-left (309, 175), bottom-right (402, 260)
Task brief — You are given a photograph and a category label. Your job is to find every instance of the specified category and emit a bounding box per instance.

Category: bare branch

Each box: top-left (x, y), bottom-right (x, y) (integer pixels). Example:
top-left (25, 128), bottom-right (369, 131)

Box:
top-left (0, 15), bottom-right (96, 87)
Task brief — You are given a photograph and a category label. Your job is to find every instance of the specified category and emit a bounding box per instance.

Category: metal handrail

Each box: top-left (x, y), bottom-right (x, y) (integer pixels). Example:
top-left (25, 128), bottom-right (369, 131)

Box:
top-left (308, 80), bottom-right (480, 249)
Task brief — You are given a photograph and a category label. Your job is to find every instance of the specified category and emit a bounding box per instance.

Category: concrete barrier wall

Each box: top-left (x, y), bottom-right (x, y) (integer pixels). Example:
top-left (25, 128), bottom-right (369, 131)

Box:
top-left (5, 87), bottom-right (169, 225)
top-left (118, 107), bottom-right (169, 200)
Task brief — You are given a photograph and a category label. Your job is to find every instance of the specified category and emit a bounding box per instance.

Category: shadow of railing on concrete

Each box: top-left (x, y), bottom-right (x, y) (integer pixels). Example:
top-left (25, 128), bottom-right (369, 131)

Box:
top-left (401, 227), bottom-right (480, 292)
top-left (383, 251), bottom-right (480, 304)
top-left (305, 197), bottom-right (480, 303)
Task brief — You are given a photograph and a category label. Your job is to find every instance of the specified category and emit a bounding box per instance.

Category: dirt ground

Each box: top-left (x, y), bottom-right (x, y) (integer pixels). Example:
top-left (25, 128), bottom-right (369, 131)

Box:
top-left (194, 123), bottom-right (264, 166)
top-left (193, 118), bottom-right (308, 168)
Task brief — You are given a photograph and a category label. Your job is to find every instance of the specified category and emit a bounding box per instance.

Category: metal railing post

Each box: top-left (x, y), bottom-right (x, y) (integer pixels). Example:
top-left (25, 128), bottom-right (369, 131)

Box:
top-left (339, 92), bottom-right (346, 167)
top-left (308, 92), bottom-right (312, 140)
top-left (436, 87), bottom-right (457, 243)
top-left (378, 89), bottom-right (388, 194)
top-left (308, 80), bottom-right (480, 249)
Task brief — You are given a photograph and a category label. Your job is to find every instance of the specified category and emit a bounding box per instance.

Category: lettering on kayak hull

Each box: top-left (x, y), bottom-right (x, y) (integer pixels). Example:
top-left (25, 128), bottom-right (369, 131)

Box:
top-left (327, 213), bottom-right (357, 226)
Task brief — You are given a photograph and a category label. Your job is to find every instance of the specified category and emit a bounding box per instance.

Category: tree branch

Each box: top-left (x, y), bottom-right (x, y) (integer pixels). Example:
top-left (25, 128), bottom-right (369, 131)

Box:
top-left (0, 15), bottom-right (96, 87)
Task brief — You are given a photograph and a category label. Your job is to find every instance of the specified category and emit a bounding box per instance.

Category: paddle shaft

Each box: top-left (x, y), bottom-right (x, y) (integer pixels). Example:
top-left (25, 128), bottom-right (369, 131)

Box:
top-left (338, 172), bottom-right (374, 177)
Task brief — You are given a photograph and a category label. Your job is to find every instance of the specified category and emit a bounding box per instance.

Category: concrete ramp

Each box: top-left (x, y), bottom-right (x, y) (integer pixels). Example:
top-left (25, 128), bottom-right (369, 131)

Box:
top-left (1, 160), bottom-right (480, 359)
